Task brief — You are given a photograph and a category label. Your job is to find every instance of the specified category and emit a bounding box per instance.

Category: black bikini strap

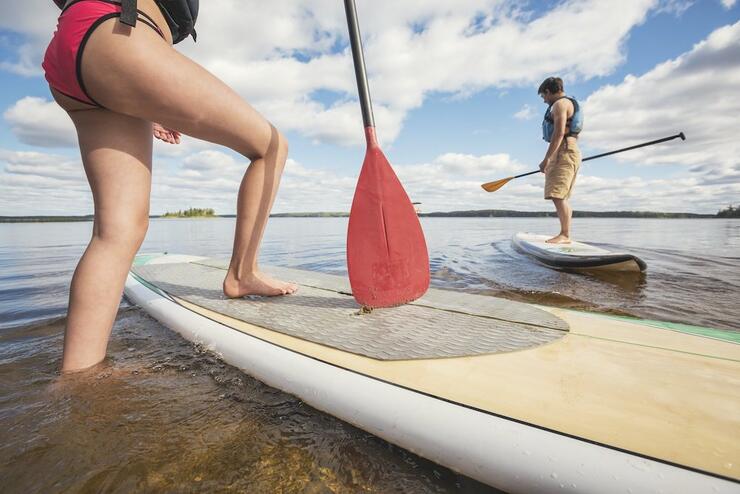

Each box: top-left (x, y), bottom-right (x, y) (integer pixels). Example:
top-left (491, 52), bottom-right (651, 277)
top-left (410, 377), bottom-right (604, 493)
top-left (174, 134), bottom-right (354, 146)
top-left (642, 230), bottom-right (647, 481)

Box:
top-left (76, 10), bottom-right (167, 108)
top-left (120, 0), bottom-right (137, 26)
top-left (61, 0), bottom-right (86, 13)
top-left (136, 16), bottom-right (165, 38)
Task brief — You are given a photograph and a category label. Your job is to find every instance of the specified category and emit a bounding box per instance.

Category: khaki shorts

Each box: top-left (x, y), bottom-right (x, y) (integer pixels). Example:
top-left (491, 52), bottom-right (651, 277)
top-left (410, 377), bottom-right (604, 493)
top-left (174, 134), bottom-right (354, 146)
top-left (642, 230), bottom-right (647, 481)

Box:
top-left (545, 137), bottom-right (581, 200)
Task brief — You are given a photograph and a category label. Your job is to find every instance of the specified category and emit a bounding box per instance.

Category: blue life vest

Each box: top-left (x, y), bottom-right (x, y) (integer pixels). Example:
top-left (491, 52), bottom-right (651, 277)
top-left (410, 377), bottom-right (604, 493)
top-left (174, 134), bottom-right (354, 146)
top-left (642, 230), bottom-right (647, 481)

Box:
top-left (542, 96), bottom-right (583, 142)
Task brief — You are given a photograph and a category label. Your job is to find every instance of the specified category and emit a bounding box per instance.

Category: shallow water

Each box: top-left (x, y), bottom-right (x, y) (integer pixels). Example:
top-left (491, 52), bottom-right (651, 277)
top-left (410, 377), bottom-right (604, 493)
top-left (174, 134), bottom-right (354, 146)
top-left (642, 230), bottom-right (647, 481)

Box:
top-left (1, 217), bottom-right (738, 492)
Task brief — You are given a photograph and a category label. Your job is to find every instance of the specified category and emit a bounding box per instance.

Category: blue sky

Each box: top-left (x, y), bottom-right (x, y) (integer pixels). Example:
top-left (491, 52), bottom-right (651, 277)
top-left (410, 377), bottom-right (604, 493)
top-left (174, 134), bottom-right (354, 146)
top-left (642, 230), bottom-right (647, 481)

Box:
top-left (1, 0), bottom-right (738, 215)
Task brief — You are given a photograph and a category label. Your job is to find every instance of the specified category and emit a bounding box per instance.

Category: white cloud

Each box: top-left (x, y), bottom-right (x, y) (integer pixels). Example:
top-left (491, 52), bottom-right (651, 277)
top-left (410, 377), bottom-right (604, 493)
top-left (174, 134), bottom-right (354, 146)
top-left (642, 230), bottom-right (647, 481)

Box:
top-left (656, 0), bottom-right (694, 15)
top-left (274, 160), bottom-right (356, 213)
top-left (583, 21), bottom-right (740, 189)
top-left (514, 104), bottom-right (536, 120)
top-left (2, 142), bottom-right (737, 215)
top-left (0, 143), bottom-right (355, 215)
top-left (0, 150), bottom-right (91, 215)
top-left (3, 0), bottom-right (665, 147)
top-left (0, 145), bottom-right (524, 215)
top-left (721, 0), bottom-right (737, 8)
top-left (0, 0), bottom-right (58, 76)
top-left (3, 97), bottom-right (76, 148)
top-left (182, 150), bottom-right (242, 175)
top-left (1, 150), bottom-right (83, 183)
top-left (1, 1), bottom-right (737, 215)
top-left (389, 153), bottom-right (526, 210)
top-left (283, 152), bottom-right (525, 213)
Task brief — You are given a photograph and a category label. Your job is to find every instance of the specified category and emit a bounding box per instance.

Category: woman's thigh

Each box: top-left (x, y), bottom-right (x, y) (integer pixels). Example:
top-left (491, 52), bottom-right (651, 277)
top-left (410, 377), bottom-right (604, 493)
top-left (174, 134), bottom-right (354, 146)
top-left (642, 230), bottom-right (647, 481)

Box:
top-left (69, 108), bottom-right (153, 238)
top-left (80, 18), bottom-right (275, 160)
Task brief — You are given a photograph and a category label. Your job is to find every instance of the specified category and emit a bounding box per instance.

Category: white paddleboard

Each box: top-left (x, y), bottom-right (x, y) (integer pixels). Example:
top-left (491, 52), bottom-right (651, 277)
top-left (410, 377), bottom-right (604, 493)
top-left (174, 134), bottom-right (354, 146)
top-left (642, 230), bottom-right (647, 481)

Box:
top-left (123, 253), bottom-right (740, 493)
top-left (512, 232), bottom-right (647, 272)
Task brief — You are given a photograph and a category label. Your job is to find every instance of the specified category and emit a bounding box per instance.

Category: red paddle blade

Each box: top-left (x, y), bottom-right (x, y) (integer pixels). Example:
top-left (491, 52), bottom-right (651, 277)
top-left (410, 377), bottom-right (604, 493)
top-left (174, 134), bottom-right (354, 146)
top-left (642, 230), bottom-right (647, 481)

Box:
top-left (347, 128), bottom-right (430, 308)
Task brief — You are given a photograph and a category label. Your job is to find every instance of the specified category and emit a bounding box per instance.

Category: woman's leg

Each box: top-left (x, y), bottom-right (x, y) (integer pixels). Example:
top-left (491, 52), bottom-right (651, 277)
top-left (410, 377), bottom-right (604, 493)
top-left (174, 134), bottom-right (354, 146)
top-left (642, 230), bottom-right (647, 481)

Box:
top-left (61, 108), bottom-right (153, 372)
top-left (79, 18), bottom-right (297, 297)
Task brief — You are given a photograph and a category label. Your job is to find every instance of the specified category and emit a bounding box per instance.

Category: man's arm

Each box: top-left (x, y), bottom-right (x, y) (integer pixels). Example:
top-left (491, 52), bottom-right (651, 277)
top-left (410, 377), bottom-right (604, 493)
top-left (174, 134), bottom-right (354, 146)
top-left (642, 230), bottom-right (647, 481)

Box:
top-left (539, 100), bottom-right (568, 172)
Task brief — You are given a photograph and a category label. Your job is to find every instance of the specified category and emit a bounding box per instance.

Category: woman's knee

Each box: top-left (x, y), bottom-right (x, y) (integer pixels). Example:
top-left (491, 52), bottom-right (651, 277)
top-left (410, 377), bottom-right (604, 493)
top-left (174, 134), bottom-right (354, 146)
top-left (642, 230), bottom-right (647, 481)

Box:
top-left (276, 128), bottom-right (289, 155)
top-left (271, 128), bottom-right (289, 174)
top-left (94, 212), bottom-right (149, 252)
top-left (245, 125), bottom-right (288, 163)
top-left (274, 130), bottom-right (289, 169)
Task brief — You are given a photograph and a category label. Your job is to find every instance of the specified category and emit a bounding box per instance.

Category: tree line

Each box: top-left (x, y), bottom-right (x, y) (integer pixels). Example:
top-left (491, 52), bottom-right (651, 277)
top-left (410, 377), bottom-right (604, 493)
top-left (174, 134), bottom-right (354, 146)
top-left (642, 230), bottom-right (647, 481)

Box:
top-left (161, 208), bottom-right (216, 218)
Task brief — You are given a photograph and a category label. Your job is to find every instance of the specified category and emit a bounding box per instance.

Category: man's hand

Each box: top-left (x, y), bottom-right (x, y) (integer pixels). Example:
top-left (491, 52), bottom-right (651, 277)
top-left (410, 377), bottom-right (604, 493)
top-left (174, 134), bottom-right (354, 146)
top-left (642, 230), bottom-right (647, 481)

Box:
top-left (153, 123), bottom-right (181, 145)
top-left (539, 158), bottom-right (549, 173)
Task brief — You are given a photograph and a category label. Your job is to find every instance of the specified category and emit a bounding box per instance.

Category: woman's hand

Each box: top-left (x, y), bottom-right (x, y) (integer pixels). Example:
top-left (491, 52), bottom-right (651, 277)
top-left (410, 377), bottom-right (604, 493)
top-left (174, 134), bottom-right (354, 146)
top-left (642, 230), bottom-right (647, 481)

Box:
top-left (153, 123), bottom-right (181, 144)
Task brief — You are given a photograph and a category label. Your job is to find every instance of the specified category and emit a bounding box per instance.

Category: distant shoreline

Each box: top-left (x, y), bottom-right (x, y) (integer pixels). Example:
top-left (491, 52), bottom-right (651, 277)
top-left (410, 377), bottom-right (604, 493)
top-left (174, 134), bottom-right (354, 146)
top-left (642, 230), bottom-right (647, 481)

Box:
top-left (2, 209), bottom-right (730, 223)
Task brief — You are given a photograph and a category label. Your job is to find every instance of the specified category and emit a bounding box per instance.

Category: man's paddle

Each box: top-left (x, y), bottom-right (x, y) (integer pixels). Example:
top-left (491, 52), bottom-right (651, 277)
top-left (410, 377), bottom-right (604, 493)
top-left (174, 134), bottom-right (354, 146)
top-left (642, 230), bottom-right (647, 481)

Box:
top-left (481, 132), bottom-right (686, 193)
top-left (344, 0), bottom-right (430, 308)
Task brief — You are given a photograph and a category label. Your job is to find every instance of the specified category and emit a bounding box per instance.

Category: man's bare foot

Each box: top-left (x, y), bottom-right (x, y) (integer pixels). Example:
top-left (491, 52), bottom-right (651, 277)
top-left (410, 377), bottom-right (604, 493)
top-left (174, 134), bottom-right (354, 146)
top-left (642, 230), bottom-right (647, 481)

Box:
top-left (223, 270), bottom-right (298, 298)
top-left (546, 234), bottom-right (571, 244)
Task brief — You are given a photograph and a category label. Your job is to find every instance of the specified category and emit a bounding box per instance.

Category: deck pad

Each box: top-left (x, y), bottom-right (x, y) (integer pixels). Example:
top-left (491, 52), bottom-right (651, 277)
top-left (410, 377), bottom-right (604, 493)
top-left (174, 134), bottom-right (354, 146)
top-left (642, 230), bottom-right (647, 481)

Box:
top-left (131, 260), bottom-right (568, 360)
top-left (195, 258), bottom-right (569, 331)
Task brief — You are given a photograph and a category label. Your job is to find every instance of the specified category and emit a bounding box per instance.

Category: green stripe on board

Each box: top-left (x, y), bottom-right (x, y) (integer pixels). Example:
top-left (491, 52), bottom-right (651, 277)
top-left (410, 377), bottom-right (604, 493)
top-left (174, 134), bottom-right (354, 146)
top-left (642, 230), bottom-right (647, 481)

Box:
top-left (129, 271), bottom-right (169, 298)
top-left (132, 253), bottom-right (164, 267)
top-left (591, 313), bottom-right (740, 344)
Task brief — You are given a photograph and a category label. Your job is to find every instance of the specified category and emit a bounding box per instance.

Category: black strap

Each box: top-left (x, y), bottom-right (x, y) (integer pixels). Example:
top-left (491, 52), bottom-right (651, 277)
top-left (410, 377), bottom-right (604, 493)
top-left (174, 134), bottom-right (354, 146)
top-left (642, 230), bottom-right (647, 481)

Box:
top-left (120, 0), bottom-right (137, 26)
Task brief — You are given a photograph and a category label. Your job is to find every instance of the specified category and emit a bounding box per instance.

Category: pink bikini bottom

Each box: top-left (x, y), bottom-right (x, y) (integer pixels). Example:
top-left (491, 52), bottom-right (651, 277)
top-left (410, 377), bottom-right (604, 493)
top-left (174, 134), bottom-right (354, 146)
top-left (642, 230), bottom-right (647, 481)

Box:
top-left (42, 0), bottom-right (164, 107)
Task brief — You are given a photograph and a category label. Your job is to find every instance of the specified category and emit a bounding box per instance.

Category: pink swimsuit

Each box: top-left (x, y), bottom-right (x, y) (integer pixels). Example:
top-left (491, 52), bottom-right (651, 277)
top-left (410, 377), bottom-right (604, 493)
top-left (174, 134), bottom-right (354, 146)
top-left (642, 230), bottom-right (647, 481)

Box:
top-left (43, 0), bottom-right (164, 107)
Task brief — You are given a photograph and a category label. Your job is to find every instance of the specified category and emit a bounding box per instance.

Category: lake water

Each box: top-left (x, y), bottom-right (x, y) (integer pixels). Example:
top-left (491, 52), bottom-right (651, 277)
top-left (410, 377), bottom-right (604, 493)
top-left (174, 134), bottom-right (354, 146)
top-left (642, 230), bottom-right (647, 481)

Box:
top-left (1, 217), bottom-right (738, 492)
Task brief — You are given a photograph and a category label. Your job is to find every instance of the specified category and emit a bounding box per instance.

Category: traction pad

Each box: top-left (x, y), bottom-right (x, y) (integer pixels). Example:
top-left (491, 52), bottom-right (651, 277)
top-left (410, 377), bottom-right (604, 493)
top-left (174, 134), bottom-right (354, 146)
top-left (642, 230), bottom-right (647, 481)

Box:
top-left (131, 259), bottom-right (568, 360)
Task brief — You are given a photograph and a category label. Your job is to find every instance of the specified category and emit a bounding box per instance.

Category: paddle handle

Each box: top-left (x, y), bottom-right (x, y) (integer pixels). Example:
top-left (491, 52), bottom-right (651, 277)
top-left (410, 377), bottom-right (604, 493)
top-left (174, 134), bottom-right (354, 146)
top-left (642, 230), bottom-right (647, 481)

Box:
top-left (344, 0), bottom-right (375, 129)
top-left (582, 132), bottom-right (685, 162)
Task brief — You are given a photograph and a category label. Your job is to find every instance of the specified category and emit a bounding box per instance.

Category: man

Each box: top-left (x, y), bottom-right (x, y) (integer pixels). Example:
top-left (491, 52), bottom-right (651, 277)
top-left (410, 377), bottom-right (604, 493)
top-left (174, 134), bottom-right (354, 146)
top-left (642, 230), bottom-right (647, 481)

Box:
top-left (538, 77), bottom-right (583, 244)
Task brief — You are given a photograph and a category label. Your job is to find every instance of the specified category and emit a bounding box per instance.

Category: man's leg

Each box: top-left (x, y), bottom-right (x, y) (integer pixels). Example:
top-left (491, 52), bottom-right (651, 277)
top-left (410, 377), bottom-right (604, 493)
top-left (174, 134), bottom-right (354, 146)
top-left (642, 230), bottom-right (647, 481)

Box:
top-left (547, 198), bottom-right (572, 243)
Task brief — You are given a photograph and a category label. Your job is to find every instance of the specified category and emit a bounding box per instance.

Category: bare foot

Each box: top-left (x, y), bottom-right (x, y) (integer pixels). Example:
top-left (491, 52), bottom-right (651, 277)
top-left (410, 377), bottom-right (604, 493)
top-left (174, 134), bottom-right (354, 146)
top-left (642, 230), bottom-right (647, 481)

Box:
top-left (546, 234), bottom-right (571, 244)
top-left (223, 270), bottom-right (298, 298)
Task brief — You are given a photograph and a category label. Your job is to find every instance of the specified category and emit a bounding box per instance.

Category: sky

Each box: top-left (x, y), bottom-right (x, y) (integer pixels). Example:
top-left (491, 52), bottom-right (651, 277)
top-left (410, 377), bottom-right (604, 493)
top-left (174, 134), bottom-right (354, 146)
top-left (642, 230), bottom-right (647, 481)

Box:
top-left (0, 0), bottom-right (738, 215)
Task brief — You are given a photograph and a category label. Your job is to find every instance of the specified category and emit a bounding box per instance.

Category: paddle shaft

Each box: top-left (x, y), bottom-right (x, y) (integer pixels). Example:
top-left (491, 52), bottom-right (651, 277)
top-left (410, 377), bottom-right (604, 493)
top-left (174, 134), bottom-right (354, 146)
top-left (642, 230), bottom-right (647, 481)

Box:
top-left (510, 132), bottom-right (686, 180)
top-left (344, 0), bottom-right (374, 129)
top-left (581, 132), bottom-right (685, 162)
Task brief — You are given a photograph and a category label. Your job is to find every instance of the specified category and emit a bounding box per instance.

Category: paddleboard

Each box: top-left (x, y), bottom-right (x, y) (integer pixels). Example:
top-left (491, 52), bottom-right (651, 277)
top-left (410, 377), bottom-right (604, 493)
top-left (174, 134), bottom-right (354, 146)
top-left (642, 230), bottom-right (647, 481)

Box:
top-left (124, 253), bottom-right (739, 493)
top-left (512, 232), bottom-right (647, 272)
